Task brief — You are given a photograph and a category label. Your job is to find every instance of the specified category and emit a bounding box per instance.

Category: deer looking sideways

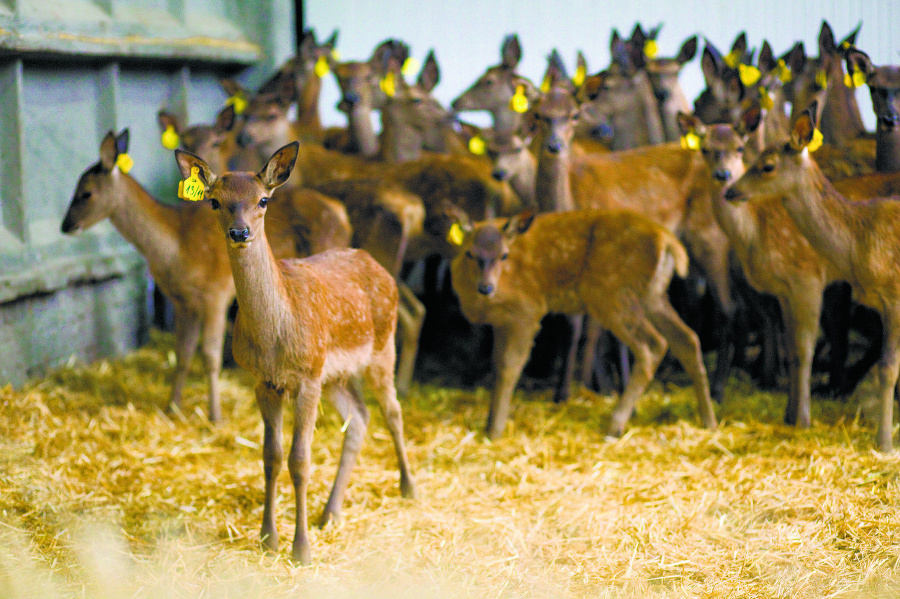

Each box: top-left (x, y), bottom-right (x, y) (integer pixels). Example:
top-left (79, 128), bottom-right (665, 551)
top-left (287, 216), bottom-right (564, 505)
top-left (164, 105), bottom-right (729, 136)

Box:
top-left (61, 129), bottom-right (351, 424)
top-left (450, 208), bottom-right (718, 440)
top-left (175, 141), bottom-right (416, 564)
top-left (725, 102), bottom-right (900, 452)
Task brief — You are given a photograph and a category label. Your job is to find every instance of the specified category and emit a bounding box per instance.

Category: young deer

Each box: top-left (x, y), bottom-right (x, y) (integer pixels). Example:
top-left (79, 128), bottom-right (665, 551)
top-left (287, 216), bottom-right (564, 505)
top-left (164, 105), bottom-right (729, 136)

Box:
top-left (62, 130), bottom-right (234, 423)
top-left (175, 142), bottom-right (416, 564)
top-left (450, 209), bottom-right (717, 439)
top-left (725, 103), bottom-right (900, 452)
top-left (678, 109), bottom-right (841, 427)
top-left (528, 84), bottom-right (735, 400)
top-left (845, 48), bottom-right (900, 173)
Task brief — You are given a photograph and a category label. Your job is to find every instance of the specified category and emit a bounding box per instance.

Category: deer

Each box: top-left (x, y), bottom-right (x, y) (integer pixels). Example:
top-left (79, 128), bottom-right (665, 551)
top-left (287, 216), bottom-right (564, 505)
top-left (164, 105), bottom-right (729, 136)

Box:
top-left (725, 102), bottom-right (900, 452)
top-left (174, 141), bottom-right (416, 564)
top-left (61, 130), bottom-right (235, 423)
top-left (527, 84), bottom-right (735, 401)
top-left (845, 47), bottom-right (900, 173)
top-left (677, 108), bottom-right (848, 428)
top-left (643, 34), bottom-right (699, 142)
top-left (449, 208), bottom-right (717, 440)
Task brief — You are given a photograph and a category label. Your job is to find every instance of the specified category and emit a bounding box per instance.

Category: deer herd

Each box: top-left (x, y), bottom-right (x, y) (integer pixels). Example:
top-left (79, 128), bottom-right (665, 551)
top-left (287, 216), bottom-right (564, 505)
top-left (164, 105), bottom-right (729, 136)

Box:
top-left (59, 20), bottom-right (900, 564)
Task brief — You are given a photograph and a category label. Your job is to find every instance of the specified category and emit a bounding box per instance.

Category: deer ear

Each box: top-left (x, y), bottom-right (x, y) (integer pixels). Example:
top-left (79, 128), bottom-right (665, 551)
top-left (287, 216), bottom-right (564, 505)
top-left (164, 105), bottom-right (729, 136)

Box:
top-left (417, 50), bottom-right (440, 93)
top-left (845, 48), bottom-right (874, 81)
top-left (676, 36), bottom-right (698, 65)
top-left (157, 110), bottom-right (180, 134)
top-left (215, 104), bottom-right (237, 134)
top-left (738, 105), bottom-right (762, 136)
top-left (790, 103), bottom-right (817, 151)
top-left (701, 42), bottom-right (722, 84)
top-left (115, 129), bottom-right (130, 156)
top-left (175, 149), bottom-right (217, 187)
top-left (501, 34), bottom-right (522, 69)
top-left (676, 111), bottom-right (703, 137)
top-left (503, 209), bottom-right (535, 237)
top-left (99, 131), bottom-right (118, 171)
top-left (259, 142), bottom-right (299, 190)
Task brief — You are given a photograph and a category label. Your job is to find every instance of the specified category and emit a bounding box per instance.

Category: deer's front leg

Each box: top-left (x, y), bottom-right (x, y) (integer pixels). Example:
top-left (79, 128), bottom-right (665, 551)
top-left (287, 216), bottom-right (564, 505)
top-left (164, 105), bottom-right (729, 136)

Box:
top-left (255, 382), bottom-right (285, 553)
top-left (486, 322), bottom-right (539, 440)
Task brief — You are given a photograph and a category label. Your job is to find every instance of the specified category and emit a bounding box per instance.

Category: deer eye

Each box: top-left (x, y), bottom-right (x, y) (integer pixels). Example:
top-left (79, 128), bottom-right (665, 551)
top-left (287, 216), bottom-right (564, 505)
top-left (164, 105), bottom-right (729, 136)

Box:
top-left (259, 197), bottom-right (268, 209)
top-left (465, 250), bottom-right (474, 260)
top-left (761, 162), bottom-right (775, 173)
top-left (501, 252), bottom-right (509, 260)
top-left (78, 191), bottom-right (92, 202)
top-left (737, 146), bottom-right (744, 154)
top-left (209, 198), bottom-right (220, 210)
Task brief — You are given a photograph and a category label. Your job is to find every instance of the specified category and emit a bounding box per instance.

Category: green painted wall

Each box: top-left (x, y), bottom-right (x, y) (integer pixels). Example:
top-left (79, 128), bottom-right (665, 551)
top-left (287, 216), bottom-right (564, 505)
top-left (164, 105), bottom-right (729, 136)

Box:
top-left (0, 0), bottom-right (295, 386)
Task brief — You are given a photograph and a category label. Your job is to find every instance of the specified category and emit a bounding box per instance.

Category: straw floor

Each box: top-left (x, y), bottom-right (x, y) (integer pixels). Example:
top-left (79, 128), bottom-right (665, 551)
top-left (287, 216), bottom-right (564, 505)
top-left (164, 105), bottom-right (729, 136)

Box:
top-left (1, 330), bottom-right (898, 598)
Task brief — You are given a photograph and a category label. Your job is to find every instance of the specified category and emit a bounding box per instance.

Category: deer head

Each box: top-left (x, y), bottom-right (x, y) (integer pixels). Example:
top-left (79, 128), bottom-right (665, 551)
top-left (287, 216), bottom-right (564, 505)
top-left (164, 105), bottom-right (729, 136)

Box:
top-left (677, 107), bottom-right (761, 188)
top-left (724, 102), bottom-right (819, 203)
top-left (158, 105), bottom-right (237, 175)
top-left (457, 211), bottom-right (534, 296)
top-left (61, 130), bottom-right (130, 234)
top-left (174, 142), bottom-right (299, 248)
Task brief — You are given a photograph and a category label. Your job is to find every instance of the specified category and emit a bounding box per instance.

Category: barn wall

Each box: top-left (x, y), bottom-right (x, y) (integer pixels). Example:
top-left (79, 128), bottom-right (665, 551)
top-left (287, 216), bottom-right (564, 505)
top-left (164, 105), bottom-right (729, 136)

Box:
top-left (305, 0), bottom-right (894, 131)
top-left (0, 0), bottom-right (295, 387)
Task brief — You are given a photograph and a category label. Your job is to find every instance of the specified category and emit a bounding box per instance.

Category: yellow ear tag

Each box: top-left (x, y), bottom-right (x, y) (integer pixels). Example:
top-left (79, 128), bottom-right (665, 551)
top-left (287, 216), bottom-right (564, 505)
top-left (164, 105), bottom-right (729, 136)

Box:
top-left (724, 49), bottom-right (741, 69)
top-left (643, 39), bottom-right (659, 60)
top-left (738, 63), bottom-right (761, 86)
top-left (774, 59), bottom-right (792, 83)
top-left (226, 92), bottom-right (247, 115)
top-left (759, 86), bottom-right (774, 111)
top-left (680, 131), bottom-right (701, 150)
top-left (447, 222), bottom-right (465, 246)
top-left (540, 74), bottom-right (551, 93)
top-left (115, 152), bottom-right (134, 174)
top-left (161, 125), bottom-right (180, 150)
top-left (841, 40), bottom-right (852, 51)
top-left (844, 68), bottom-right (866, 88)
top-left (573, 64), bottom-right (586, 87)
top-left (331, 49), bottom-right (341, 61)
top-left (807, 128), bottom-right (824, 153)
top-left (510, 85), bottom-right (529, 113)
top-left (178, 166), bottom-right (205, 202)
top-left (380, 71), bottom-right (396, 97)
top-left (401, 56), bottom-right (420, 78)
top-left (314, 55), bottom-right (330, 78)
top-left (468, 135), bottom-right (486, 156)
top-left (815, 69), bottom-right (828, 89)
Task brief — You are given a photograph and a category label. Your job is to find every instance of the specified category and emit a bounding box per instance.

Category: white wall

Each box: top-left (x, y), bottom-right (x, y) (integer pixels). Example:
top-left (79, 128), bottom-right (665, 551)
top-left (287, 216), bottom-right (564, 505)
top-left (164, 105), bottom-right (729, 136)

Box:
top-left (305, 0), bottom-right (896, 132)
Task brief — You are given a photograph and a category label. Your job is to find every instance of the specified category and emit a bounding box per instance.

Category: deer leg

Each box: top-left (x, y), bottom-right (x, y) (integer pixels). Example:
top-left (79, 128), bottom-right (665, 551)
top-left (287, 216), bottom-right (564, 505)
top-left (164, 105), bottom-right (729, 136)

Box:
top-left (782, 293), bottom-right (821, 428)
top-left (366, 344), bottom-right (417, 499)
top-left (168, 303), bottom-right (201, 414)
top-left (320, 381), bottom-right (370, 526)
top-left (487, 322), bottom-right (540, 440)
top-left (554, 314), bottom-right (583, 404)
top-left (198, 300), bottom-right (229, 423)
top-left (874, 312), bottom-right (900, 453)
top-left (288, 380), bottom-right (321, 565)
top-left (821, 282), bottom-right (853, 395)
top-left (601, 309), bottom-right (667, 439)
top-left (254, 382), bottom-right (285, 555)
top-left (395, 283), bottom-right (425, 396)
top-left (580, 318), bottom-right (603, 390)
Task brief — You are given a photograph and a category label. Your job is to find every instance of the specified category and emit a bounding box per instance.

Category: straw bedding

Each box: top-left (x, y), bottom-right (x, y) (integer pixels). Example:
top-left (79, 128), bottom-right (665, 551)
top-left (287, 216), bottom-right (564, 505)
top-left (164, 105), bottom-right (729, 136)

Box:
top-left (1, 331), bottom-right (898, 598)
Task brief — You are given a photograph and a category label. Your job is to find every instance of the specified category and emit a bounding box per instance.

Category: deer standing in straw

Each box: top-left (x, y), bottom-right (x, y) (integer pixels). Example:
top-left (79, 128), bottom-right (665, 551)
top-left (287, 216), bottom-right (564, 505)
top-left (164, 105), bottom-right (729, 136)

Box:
top-left (174, 141), bottom-right (416, 564)
top-left (450, 209), bottom-right (717, 440)
top-left (725, 102), bottom-right (900, 452)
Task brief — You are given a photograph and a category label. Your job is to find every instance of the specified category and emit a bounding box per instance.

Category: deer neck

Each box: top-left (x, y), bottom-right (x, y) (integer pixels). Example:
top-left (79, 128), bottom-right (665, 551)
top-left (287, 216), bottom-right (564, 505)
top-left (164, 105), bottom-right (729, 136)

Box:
top-left (876, 129), bottom-right (900, 172)
top-left (822, 83), bottom-right (866, 146)
top-left (226, 229), bottom-right (292, 349)
top-left (296, 72), bottom-right (323, 132)
top-left (658, 85), bottom-right (692, 143)
top-left (380, 116), bottom-right (422, 163)
top-left (779, 158), bottom-right (857, 277)
top-left (508, 153), bottom-right (537, 208)
top-left (710, 183), bottom-right (757, 249)
top-left (346, 103), bottom-right (380, 158)
top-left (535, 147), bottom-right (575, 212)
top-left (492, 107), bottom-right (523, 137)
top-left (108, 174), bottom-right (180, 267)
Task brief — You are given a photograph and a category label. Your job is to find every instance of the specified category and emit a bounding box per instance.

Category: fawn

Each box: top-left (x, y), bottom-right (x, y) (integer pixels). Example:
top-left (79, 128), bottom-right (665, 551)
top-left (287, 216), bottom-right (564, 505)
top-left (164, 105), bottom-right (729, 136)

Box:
top-left (726, 102), bottom-right (900, 452)
top-left (450, 209), bottom-right (717, 440)
top-left (175, 141), bottom-right (416, 564)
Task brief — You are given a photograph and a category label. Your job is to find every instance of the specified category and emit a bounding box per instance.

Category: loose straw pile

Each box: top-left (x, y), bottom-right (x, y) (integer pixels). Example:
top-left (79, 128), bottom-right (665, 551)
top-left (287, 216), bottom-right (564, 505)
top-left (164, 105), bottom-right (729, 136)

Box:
top-left (0, 331), bottom-right (898, 598)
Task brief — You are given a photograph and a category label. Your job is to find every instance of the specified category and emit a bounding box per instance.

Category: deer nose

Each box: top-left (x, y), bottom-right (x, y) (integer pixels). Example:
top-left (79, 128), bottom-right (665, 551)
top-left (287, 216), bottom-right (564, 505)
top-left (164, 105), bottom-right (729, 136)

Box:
top-left (477, 283), bottom-right (495, 295)
top-left (546, 138), bottom-right (564, 154)
top-left (713, 168), bottom-right (731, 182)
top-left (492, 168), bottom-right (508, 181)
top-left (655, 88), bottom-right (671, 103)
top-left (879, 111), bottom-right (900, 129)
top-left (343, 91), bottom-right (361, 106)
top-left (723, 187), bottom-right (742, 201)
top-left (229, 227), bottom-right (250, 243)
top-left (592, 123), bottom-right (614, 140)
top-left (236, 131), bottom-right (253, 148)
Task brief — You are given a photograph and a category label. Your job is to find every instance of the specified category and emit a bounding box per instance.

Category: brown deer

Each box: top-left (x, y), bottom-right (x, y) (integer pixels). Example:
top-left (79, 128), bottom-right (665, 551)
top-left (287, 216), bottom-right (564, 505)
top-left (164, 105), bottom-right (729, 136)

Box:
top-left (62, 130), bottom-right (234, 423)
top-left (678, 109), bottom-right (843, 427)
top-left (643, 35), bottom-right (699, 142)
top-left (450, 209), bottom-right (717, 439)
top-left (528, 84), bottom-right (735, 400)
top-left (845, 47), bottom-right (900, 173)
top-left (725, 102), bottom-right (900, 452)
top-left (175, 142), bottom-right (416, 564)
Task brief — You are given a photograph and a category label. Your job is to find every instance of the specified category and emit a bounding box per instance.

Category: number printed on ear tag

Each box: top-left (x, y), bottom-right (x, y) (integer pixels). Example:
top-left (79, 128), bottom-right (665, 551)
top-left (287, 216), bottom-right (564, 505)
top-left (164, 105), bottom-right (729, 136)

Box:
top-left (178, 166), bottom-right (205, 202)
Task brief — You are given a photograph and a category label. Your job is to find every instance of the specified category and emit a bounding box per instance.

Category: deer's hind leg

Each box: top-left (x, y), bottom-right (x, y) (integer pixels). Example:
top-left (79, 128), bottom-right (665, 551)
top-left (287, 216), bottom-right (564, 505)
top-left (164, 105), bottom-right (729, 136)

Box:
top-left (646, 298), bottom-right (718, 431)
top-left (169, 302), bottom-right (201, 415)
top-left (365, 342), bottom-right (416, 499)
top-left (320, 380), bottom-right (370, 527)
